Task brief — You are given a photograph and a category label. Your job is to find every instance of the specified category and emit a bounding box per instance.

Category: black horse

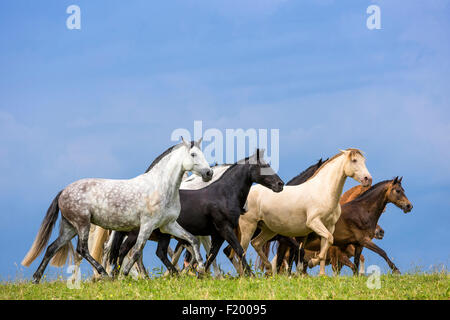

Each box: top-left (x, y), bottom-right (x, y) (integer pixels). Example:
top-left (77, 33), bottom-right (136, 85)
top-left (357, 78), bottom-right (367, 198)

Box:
top-left (222, 158), bottom-right (326, 274)
top-left (109, 149), bottom-right (284, 276)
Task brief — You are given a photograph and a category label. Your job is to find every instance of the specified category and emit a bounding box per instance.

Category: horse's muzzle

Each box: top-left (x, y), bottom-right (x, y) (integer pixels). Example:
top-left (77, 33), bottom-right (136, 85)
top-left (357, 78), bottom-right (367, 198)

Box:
top-left (361, 175), bottom-right (372, 187)
top-left (403, 203), bottom-right (413, 213)
top-left (272, 181), bottom-right (284, 193)
top-left (201, 169), bottom-right (213, 182)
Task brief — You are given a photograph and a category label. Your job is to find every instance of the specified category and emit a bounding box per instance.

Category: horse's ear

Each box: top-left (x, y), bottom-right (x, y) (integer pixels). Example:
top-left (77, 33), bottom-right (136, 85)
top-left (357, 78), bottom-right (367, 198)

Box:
top-left (196, 137), bottom-right (203, 146)
top-left (181, 137), bottom-right (190, 148)
top-left (393, 176), bottom-right (399, 184)
top-left (399, 176), bottom-right (403, 183)
top-left (257, 148), bottom-right (265, 161)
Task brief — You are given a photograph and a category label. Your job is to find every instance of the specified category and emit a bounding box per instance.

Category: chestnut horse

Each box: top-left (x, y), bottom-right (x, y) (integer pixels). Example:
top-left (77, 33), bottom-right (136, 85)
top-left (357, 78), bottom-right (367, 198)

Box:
top-left (303, 177), bottom-right (412, 274)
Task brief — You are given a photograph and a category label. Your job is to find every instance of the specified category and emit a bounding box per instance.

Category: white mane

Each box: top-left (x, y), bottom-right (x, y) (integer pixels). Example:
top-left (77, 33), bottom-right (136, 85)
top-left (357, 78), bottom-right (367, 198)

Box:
top-left (181, 164), bottom-right (232, 190)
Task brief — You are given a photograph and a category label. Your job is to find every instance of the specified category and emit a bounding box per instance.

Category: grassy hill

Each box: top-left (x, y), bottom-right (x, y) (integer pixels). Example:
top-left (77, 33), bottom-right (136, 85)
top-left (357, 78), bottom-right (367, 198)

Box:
top-left (1, 272), bottom-right (448, 300)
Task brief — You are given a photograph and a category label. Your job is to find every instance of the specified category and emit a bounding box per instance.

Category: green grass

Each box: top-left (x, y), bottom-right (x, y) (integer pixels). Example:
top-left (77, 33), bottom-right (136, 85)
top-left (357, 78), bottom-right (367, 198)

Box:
top-left (1, 272), bottom-right (448, 300)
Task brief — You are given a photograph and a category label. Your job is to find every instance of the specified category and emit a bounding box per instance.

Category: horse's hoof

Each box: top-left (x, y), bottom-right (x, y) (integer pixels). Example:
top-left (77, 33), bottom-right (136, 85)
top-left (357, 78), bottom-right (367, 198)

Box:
top-left (308, 260), bottom-right (315, 268)
top-left (393, 269), bottom-right (401, 275)
top-left (32, 277), bottom-right (40, 285)
top-left (197, 263), bottom-right (206, 275)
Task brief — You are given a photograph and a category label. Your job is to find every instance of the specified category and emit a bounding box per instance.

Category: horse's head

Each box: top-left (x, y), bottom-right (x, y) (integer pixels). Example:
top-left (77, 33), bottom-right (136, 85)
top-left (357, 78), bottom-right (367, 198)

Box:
top-left (244, 149), bottom-right (284, 193)
top-left (341, 149), bottom-right (372, 187)
top-left (386, 176), bottom-right (413, 213)
top-left (374, 225), bottom-right (385, 240)
top-left (181, 137), bottom-right (213, 182)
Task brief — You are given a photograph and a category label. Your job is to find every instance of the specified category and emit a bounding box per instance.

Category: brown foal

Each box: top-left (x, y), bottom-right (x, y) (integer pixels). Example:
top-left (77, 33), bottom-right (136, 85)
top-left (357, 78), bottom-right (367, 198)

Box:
top-left (303, 177), bottom-right (412, 274)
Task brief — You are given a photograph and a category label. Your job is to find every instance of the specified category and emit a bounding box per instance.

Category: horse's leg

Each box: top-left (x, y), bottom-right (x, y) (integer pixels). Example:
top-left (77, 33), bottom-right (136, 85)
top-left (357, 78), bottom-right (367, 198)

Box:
top-left (251, 225), bottom-right (277, 275)
top-left (102, 231), bottom-right (114, 275)
top-left (295, 236), bottom-right (308, 275)
top-left (170, 241), bottom-right (184, 271)
top-left (305, 218), bottom-right (334, 275)
top-left (113, 232), bottom-right (137, 276)
top-left (69, 242), bottom-right (83, 281)
top-left (156, 233), bottom-right (179, 275)
top-left (136, 254), bottom-right (149, 278)
top-left (238, 217), bottom-right (259, 276)
top-left (32, 218), bottom-right (77, 284)
top-left (200, 236), bottom-right (222, 277)
top-left (76, 224), bottom-right (109, 278)
top-left (329, 247), bottom-right (339, 276)
top-left (219, 225), bottom-right (254, 276)
top-left (353, 245), bottom-right (363, 276)
top-left (276, 241), bottom-right (289, 274)
top-left (337, 250), bottom-right (355, 275)
top-left (359, 254), bottom-right (366, 275)
top-left (204, 234), bottom-right (225, 274)
top-left (159, 221), bottom-right (205, 273)
top-left (271, 254), bottom-right (278, 274)
top-left (183, 245), bottom-right (197, 274)
top-left (122, 220), bottom-right (156, 277)
top-left (362, 238), bottom-right (400, 274)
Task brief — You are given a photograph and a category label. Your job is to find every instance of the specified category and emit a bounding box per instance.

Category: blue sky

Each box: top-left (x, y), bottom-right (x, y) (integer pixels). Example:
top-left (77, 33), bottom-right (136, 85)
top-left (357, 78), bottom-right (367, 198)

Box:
top-left (0, 0), bottom-right (449, 280)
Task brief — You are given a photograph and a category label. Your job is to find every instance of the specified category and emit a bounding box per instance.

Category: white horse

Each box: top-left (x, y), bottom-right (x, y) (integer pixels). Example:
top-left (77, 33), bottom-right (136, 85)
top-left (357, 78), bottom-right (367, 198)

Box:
top-left (72, 164), bottom-right (231, 280)
top-left (22, 138), bottom-right (213, 283)
top-left (238, 149), bottom-right (372, 276)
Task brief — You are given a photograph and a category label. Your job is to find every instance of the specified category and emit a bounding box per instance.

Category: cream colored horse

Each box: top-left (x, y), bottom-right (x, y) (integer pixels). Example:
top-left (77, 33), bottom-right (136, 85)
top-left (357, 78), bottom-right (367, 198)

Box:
top-left (238, 149), bottom-right (372, 276)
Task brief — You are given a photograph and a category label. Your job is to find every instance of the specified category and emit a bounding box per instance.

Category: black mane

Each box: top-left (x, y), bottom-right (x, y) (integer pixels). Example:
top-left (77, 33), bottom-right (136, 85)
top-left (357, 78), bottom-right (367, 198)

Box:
top-left (286, 158), bottom-right (326, 186)
top-left (353, 179), bottom-right (394, 202)
top-left (144, 141), bottom-right (195, 173)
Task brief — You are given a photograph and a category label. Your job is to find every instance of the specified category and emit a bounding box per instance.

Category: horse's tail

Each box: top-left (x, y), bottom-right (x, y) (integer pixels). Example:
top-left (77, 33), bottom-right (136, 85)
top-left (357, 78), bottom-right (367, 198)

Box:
top-left (22, 190), bottom-right (63, 267)
top-left (90, 226), bottom-right (109, 264)
top-left (108, 231), bottom-right (126, 265)
top-left (50, 237), bottom-right (72, 267)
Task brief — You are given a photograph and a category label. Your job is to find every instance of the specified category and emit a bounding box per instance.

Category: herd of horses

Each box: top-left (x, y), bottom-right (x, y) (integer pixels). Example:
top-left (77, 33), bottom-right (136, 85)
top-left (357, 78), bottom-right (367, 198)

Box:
top-left (21, 139), bottom-right (413, 283)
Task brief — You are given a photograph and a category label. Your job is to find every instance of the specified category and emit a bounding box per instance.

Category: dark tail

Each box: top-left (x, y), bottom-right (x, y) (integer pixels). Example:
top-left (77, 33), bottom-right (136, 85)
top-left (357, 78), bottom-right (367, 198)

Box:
top-left (22, 190), bottom-right (63, 267)
top-left (108, 231), bottom-right (126, 265)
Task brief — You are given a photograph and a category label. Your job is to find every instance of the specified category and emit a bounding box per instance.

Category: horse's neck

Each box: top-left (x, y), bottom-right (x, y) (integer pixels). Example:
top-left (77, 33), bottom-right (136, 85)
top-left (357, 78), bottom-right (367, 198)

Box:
top-left (212, 164), bottom-right (251, 208)
top-left (362, 184), bottom-right (389, 228)
top-left (312, 156), bottom-right (347, 207)
top-left (142, 147), bottom-right (185, 200)
top-left (181, 165), bottom-right (231, 190)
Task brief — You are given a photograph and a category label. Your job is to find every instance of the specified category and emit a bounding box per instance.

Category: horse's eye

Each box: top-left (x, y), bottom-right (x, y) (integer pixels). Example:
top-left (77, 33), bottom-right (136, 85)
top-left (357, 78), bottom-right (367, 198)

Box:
top-left (352, 159), bottom-right (357, 163)
top-left (396, 189), bottom-right (400, 193)
top-left (191, 153), bottom-right (196, 158)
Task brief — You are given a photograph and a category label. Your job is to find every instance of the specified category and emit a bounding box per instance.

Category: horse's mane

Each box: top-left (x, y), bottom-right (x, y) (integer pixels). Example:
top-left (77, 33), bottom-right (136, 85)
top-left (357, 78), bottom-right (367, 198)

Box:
top-left (286, 158), bottom-right (325, 185)
top-left (306, 148), bottom-right (364, 182)
top-left (352, 179), bottom-right (393, 202)
top-left (144, 141), bottom-right (195, 173)
top-left (183, 152), bottom-right (265, 191)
